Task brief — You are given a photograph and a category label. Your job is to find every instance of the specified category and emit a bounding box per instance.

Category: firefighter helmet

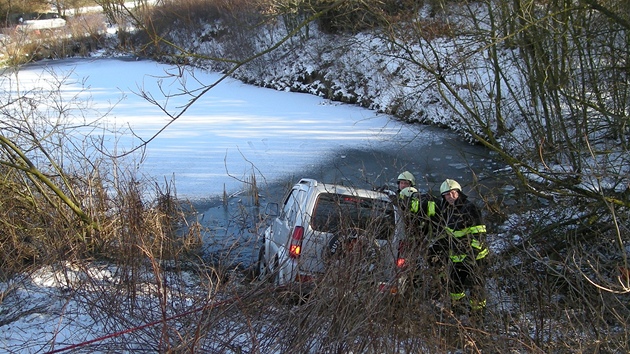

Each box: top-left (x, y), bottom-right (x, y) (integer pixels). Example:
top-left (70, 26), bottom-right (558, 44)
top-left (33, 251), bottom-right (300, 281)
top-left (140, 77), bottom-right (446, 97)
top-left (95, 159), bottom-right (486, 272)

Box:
top-left (397, 171), bottom-right (416, 187)
top-left (399, 186), bottom-right (418, 200)
top-left (440, 179), bottom-right (461, 195)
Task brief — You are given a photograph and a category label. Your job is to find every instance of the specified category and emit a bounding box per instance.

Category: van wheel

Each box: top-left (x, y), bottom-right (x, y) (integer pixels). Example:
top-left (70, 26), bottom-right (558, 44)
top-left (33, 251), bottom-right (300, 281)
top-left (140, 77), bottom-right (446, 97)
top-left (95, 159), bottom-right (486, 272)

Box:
top-left (256, 245), bottom-right (271, 282)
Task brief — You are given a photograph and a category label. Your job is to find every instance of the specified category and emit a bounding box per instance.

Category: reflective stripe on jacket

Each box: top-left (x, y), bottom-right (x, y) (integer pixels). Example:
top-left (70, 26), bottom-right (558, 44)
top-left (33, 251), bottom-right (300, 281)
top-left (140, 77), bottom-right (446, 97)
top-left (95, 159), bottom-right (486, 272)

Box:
top-left (427, 201), bottom-right (436, 217)
top-left (446, 225), bottom-right (486, 238)
top-left (410, 198), bottom-right (436, 217)
top-left (447, 224), bottom-right (488, 262)
top-left (410, 198), bottom-right (420, 213)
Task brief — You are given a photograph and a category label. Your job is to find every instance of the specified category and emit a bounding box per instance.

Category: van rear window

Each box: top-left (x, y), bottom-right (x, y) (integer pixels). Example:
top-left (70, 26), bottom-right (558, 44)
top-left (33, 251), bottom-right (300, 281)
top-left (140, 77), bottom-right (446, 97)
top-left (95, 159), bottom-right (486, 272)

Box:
top-left (310, 193), bottom-right (395, 240)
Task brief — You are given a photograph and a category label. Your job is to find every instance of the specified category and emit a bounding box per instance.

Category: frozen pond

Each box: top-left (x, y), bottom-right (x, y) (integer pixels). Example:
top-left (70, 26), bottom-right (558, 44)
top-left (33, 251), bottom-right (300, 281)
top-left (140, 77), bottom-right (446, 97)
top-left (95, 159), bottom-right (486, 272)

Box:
top-left (4, 57), bottom-right (500, 201)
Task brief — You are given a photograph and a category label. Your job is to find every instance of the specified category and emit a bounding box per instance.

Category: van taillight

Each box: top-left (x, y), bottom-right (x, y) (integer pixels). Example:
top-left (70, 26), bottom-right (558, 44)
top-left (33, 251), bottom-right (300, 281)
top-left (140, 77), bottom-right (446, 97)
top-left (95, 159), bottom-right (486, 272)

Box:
top-left (289, 226), bottom-right (304, 258)
top-left (396, 241), bottom-right (407, 268)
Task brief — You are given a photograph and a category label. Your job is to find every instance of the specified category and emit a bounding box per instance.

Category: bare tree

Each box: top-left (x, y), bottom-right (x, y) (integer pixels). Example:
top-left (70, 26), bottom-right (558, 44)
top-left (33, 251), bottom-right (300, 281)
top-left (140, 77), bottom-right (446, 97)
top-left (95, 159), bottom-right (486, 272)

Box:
top-left (375, 0), bottom-right (629, 350)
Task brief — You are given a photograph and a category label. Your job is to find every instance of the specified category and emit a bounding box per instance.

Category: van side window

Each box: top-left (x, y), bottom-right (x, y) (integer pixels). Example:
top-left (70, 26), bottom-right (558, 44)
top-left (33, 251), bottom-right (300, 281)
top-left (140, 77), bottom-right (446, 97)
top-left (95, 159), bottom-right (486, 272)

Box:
top-left (281, 189), bottom-right (307, 228)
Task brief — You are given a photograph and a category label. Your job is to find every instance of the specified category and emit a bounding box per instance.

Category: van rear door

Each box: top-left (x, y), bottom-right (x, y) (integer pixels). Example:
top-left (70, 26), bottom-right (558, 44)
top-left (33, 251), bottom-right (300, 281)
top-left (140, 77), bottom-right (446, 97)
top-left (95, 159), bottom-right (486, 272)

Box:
top-left (307, 193), bottom-right (397, 274)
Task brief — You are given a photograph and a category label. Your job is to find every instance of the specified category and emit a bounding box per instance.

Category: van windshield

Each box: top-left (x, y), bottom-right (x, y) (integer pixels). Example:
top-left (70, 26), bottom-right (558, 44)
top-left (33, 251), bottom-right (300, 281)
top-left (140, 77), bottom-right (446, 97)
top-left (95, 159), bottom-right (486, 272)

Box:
top-left (310, 193), bottom-right (396, 240)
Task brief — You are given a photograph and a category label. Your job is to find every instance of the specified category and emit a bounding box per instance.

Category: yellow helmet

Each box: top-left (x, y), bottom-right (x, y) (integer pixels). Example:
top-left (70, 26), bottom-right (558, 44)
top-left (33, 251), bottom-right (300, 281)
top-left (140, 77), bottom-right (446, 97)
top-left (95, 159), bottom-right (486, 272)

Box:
top-left (397, 171), bottom-right (416, 187)
top-left (399, 186), bottom-right (418, 199)
top-left (440, 179), bottom-right (461, 195)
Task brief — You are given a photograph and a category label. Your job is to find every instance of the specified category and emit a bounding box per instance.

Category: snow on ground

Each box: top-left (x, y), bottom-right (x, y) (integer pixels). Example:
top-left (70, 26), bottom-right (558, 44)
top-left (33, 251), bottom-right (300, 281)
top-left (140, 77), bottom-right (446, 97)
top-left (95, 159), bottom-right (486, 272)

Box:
top-left (0, 260), bottom-right (217, 353)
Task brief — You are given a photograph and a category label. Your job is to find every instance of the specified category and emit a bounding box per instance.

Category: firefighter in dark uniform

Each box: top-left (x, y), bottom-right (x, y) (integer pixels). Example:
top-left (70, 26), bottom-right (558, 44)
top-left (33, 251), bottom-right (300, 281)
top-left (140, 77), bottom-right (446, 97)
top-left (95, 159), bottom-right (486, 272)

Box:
top-left (433, 179), bottom-right (489, 319)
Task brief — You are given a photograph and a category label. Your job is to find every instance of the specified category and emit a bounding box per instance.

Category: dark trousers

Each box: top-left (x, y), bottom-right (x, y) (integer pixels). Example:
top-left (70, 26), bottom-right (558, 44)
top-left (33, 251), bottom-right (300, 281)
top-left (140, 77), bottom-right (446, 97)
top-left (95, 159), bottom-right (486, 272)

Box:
top-left (449, 259), bottom-right (486, 310)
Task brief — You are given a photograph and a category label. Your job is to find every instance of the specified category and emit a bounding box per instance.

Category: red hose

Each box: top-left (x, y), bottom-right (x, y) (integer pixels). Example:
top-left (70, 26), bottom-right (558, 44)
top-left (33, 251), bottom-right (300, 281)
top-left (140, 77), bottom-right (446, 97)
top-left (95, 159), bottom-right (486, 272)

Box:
top-left (45, 297), bottom-right (237, 354)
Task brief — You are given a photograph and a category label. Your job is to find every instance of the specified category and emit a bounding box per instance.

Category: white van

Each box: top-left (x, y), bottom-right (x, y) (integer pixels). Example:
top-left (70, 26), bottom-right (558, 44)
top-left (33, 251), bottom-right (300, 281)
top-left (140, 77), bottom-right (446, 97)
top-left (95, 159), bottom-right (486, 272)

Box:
top-left (256, 178), bottom-right (405, 288)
